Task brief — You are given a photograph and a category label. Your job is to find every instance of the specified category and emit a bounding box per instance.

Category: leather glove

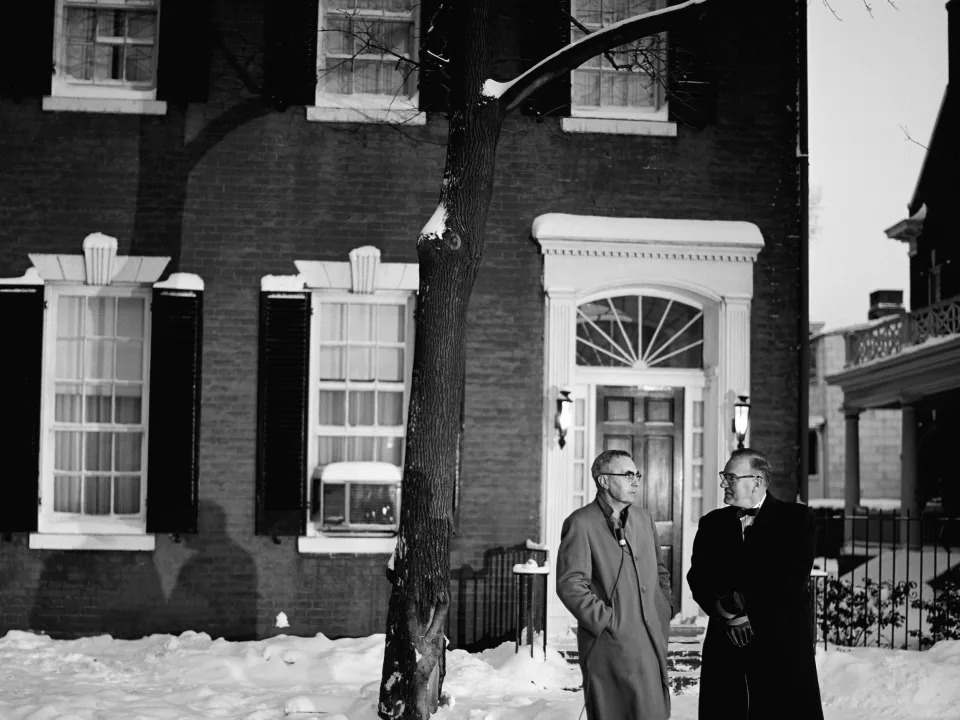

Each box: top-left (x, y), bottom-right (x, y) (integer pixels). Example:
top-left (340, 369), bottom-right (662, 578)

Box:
top-left (726, 614), bottom-right (754, 647)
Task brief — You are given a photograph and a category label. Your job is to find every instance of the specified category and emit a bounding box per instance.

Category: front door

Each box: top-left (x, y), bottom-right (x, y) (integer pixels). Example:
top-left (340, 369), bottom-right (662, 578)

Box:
top-left (596, 386), bottom-right (683, 610)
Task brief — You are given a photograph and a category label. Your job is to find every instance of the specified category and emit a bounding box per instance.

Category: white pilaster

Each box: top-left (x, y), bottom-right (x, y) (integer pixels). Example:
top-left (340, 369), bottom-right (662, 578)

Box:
top-left (543, 288), bottom-right (577, 626)
top-left (713, 297), bottom-right (752, 509)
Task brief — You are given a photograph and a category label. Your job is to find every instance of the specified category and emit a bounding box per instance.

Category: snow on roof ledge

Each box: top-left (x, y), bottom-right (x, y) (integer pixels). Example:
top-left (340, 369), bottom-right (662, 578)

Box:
top-left (155, 272), bottom-right (204, 291)
top-left (532, 213), bottom-right (765, 252)
top-left (261, 274), bottom-right (306, 292)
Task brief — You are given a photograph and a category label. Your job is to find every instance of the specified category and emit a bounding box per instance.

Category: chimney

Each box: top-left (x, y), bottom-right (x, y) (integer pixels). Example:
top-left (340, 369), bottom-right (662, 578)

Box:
top-left (868, 289), bottom-right (904, 320)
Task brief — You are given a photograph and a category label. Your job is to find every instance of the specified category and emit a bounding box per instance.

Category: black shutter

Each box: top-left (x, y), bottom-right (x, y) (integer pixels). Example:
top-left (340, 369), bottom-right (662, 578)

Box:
top-left (256, 292), bottom-right (310, 537)
top-left (146, 288), bottom-right (203, 534)
top-left (156, 0), bottom-right (212, 104)
top-left (0, 285), bottom-right (43, 531)
top-left (518, 0), bottom-right (571, 119)
top-left (263, 0), bottom-right (319, 109)
top-left (667, 0), bottom-right (714, 128)
top-left (0, 0), bottom-right (55, 99)
top-left (418, 0), bottom-right (450, 113)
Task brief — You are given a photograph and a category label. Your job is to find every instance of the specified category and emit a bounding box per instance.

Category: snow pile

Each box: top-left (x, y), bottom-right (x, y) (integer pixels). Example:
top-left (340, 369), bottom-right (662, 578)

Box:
top-left (1, 628), bottom-right (959, 719)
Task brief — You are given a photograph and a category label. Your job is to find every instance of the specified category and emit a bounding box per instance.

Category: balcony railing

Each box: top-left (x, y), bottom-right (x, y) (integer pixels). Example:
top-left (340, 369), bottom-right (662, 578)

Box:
top-left (845, 294), bottom-right (960, 367)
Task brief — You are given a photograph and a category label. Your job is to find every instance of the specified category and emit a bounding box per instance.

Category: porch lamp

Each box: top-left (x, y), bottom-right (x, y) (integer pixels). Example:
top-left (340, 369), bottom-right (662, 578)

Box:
top-left (732, 395), bottom-right (750, 449)
top-left (555, 389), bottom-right (573, 449)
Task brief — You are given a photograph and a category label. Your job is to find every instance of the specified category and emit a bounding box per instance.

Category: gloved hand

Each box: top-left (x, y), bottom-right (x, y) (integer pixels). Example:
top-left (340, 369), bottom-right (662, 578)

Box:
top-left (726, 614), bottom-right (754, 647)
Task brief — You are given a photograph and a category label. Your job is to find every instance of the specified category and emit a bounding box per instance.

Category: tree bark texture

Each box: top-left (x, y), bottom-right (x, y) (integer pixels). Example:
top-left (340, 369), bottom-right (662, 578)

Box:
top-left (378, 2), bottom-right (503, 719)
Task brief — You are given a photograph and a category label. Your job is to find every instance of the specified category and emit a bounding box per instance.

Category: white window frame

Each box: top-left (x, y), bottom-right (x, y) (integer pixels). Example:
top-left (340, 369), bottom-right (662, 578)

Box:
top-left (37, 284), bottom-right (153, 538)
top-left (307, 0), bottom-right (425, 125)
top-left (44, 0), bottom-right (168, 115)
top-left (304, 290), bottom-right (415, 550)
top-left (563, 0), bottom-right (676, 137)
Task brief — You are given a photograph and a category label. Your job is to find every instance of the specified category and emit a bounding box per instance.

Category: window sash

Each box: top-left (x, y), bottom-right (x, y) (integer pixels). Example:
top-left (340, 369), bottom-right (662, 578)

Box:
top-left (57, 0), bottom-right (160, 89)
top-left (307, 292), bottom-right (414, 535)
top-left (317, 0), bottom-right (417, 99)
top-left (40, 287), bottom-right (151, 529)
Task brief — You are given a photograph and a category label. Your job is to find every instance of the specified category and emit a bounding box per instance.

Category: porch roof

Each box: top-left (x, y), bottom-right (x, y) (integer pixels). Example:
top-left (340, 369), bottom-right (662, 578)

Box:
top-left (826, 333), bottom-right (960, 409)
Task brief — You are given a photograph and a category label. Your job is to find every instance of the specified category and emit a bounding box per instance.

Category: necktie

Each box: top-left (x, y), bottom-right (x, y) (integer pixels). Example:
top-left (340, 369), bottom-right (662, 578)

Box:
top-left (736, 507), bottom-right (759, 519)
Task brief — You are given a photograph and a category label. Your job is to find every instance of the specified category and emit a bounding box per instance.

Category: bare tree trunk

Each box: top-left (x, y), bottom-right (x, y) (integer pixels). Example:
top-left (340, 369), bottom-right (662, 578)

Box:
top-left (378, 1), bottom-right (502, 718)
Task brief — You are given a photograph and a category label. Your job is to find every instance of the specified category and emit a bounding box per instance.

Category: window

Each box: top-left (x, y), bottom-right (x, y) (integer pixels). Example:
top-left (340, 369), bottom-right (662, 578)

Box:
top-left (570, 0), bottom-right (667, 119)
top-left (309, 0), bottom-right (424, 124)
top-left (256, 247), bottom-right (418, 553)
top-left (576, 293), bottom-right (704, 369)
top-left (44, 0), bottom-right (168, 114)
top-left (40, 288), bottom-right (150, 534)
top-left (808, 429), bottom-right (819, 475)
top-left (809, 340), bottom-right (818, 382)
top-left (0, 238), bottom-right (203, 550)
top-left (308, 295), bottom-right (413, 535)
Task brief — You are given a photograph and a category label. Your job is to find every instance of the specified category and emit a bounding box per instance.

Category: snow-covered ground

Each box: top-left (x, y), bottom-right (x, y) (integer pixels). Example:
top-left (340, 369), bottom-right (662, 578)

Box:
top-left (1, 628), bottom-right (959, 720)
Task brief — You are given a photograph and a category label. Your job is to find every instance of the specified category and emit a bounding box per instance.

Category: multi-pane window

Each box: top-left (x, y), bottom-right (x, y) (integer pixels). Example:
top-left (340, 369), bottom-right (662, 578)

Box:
top-left (571, 0), bottom-right (666, 115)
top-left (576, 294), bottom-right (704, 369)
top-left (45, 289), bottom-right (149, 524)
top-left (318, 0), bottom-right (417, 99)
top-left (60, 0), bottom-right (160, 88)
top-left (309, 295), bottom-right (413, 534)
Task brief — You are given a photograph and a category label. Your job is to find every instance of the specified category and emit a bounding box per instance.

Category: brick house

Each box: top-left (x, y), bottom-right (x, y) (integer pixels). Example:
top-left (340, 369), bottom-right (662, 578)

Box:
top-left (0, 0), bottom-right (807, 643)
top-left (808, 298), bottom-right (903, 505)
top-left (827, 0), bottom-right (960, 520)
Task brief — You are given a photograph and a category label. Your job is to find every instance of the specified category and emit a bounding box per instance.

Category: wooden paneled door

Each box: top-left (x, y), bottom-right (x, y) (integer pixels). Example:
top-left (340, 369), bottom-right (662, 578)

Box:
top-left (596, 386), bottom-right (684, 611)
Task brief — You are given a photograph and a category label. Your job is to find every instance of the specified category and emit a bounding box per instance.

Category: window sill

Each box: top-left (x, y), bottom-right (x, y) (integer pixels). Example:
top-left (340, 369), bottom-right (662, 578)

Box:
top-left (306, 105), bottom-right (426, 126)
top-left (561, 116), bottom-right (677, 137)
top-left (42, 96), bottom-right (168, 116)
top-left (298, 535), bottom-right (397, 555)
top-left (29, 533), bottom-right (156, 552)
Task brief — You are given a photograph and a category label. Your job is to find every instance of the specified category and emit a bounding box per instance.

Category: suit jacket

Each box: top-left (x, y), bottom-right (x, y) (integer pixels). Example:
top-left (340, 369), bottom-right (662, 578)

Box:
top-left (687, 493), bottom-right (823, 720)
top-left (557, 496), bottom-right (673, 720)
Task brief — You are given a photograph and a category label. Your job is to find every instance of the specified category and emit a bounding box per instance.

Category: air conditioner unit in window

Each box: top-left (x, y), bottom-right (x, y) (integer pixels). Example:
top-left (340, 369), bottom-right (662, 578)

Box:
top-left (317, 461), bottom-right (401, 534)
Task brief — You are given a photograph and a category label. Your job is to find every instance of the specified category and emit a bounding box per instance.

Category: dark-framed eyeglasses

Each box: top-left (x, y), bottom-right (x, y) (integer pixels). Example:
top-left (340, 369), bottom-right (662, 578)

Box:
top-left (719, 472), bottom-right (763, 487)
top-left (604, 471), bottom-right (642, 483)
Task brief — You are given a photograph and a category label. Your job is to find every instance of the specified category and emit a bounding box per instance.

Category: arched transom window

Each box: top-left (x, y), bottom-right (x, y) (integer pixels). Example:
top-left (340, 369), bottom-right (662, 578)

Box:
top-left (576, 294), bottom-right (704, 369)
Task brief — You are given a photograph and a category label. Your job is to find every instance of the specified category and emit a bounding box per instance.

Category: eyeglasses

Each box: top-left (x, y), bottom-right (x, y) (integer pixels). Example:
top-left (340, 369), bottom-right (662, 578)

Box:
top-left (603, 471), bottom-right (642, 483)
top-left (719, 472), bottom-right (763, 487)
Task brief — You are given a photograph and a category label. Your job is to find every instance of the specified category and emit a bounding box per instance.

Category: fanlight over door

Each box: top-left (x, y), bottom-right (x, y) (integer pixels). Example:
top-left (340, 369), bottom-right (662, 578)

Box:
top-left (577, 294), bottom-right (704, 369)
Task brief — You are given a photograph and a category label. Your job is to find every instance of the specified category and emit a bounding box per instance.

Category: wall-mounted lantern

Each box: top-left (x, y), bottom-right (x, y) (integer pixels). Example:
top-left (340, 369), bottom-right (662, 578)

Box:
top-left (732, 395), bottom-right (750, 449)
top-left (555, 389), bottom-right (573, 449)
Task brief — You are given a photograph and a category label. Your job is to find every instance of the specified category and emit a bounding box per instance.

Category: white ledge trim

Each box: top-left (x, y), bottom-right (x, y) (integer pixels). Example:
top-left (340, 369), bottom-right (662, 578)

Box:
top-left (29, 533), bottom-right (156, 552)
top-left (0, 267), bottom-right (44, 285)
top-left (533, 214), bottom-right (764, 262)
top-left (298, 535), bottom-right (397, 555)
top-left (155, 272), bottom-right (205, 291)
top-left (306, 105), bottom-right (426, 126)
top-left (294, 260), bottom-right (419, 292)
top-left (42, 96), bottom-right (168, 116)
top-left (28, 253), bottom-right (171, 285)
top-left (561, 117), bottom-right (677, 137)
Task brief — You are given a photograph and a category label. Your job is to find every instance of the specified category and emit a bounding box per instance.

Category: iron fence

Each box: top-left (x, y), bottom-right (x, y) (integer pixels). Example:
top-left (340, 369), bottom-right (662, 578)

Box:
top-left (447, 543), bottom-right (548, 652)
top-left (811, 508), bottom-right (960, 650)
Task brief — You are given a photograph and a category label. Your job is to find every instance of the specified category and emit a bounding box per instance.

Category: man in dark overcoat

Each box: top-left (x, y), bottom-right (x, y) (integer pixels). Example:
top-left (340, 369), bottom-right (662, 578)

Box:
top-left (687, 447), bottom-right (823, 720)
top-left (556, 449), bottom-right (673, 720)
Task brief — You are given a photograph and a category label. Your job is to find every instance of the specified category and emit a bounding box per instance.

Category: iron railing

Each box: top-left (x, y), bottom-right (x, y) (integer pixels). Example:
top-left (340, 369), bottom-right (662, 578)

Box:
top-left (845, 294), bottom-right (960, 367)
top-left (447, 543), bottom-right (548, 652)
top-left (810, 508), bottom-right (960, 650)
top-left (846, 295), bottom-right (960, 367)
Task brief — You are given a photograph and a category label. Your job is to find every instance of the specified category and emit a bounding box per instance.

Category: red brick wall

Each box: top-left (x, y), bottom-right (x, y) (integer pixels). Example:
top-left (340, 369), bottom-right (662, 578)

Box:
top-left (0, 0), bottom-right (802, 642)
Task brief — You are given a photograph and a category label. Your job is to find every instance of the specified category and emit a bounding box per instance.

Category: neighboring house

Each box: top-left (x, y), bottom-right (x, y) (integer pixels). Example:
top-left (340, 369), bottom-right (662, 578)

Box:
top-left (827, 0), bottom-right (960, 519)
top-left (808, 295), bottom-right (903, 504)
top-left (0, 0), bottom-right (807, 642)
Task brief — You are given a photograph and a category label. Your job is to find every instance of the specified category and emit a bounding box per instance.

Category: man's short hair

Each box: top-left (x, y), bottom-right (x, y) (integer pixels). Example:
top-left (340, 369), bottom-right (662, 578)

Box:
top-left (591, 449), bottom-right (633, 482)
top-left (729, 447), bottom-right (772, 485)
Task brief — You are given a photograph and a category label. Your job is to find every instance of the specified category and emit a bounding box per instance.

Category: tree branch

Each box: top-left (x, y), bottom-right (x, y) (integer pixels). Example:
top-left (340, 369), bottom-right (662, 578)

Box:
top-left (499, 0), bottom-right (708, 115)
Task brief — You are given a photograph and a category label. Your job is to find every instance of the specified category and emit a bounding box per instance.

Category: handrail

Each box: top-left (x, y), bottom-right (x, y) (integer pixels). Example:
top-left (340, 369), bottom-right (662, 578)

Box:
top-left (844, 294), bottom-right (960, 367)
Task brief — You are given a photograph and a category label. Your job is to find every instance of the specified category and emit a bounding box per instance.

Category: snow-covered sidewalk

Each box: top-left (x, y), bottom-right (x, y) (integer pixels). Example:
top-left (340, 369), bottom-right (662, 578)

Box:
top-left (1, 629), bottom-right (959, 720)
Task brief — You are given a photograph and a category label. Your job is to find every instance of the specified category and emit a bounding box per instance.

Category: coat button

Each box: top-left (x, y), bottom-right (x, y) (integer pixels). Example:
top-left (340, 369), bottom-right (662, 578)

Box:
top-left (641, 587), bottom-right (647, 593)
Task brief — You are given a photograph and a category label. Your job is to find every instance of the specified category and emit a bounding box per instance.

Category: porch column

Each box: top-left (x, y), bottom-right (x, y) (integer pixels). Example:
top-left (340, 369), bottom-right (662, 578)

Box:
top-left (717, 297), bottom-right (751, 502)
top-left (901, 403), bottom-right (920, 517)
top-left (543, 288), bottom-right (577, 626)
top-left (844, 407), bottom-right (861, 514)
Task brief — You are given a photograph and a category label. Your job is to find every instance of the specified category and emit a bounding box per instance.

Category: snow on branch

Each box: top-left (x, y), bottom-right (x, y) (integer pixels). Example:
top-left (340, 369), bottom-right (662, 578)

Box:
top-left (498, 0), bottom-right (709, 115)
